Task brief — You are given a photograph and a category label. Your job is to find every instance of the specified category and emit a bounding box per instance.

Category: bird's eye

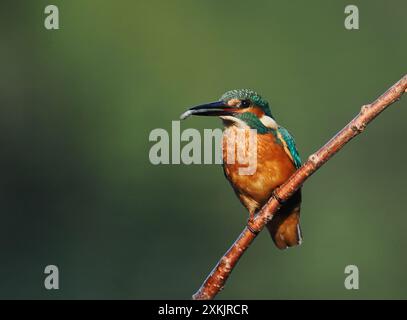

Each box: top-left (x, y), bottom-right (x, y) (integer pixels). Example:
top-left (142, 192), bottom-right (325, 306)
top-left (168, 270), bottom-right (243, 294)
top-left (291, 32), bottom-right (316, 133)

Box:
top-left (240, 100), bottom-right (250, 108)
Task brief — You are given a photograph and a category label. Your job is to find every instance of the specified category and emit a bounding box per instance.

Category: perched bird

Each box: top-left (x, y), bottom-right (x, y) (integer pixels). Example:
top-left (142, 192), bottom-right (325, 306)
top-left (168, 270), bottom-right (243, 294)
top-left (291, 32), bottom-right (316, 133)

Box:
top-left (180, 89), bottom-right (302, 249)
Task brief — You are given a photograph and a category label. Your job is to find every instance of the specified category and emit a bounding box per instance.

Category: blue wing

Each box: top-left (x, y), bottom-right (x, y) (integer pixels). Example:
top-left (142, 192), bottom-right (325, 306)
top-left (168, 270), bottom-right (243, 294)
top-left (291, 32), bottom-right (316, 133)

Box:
top-left (277, 126), bottom-right (302, 169)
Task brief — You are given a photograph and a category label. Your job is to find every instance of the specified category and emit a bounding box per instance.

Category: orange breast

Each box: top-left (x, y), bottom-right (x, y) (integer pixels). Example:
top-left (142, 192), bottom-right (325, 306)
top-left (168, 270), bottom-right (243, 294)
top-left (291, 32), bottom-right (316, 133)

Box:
top-left (222, 126), bottom-right (296, 213)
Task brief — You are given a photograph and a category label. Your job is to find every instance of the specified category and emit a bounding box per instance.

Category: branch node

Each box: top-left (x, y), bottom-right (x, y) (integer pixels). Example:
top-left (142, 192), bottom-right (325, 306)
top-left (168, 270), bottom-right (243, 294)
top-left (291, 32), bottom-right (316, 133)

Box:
top-left (350, 122), bottom-right (366, 133)
top-left (308, 154), bottom-right (320, 166)
top-left (360, 104), bottom-right (370, 115)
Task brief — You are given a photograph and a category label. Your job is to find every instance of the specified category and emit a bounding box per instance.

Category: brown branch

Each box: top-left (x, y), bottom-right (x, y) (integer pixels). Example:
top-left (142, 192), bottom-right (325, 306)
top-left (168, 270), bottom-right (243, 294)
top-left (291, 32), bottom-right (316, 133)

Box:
top-left (192, 74), bottom-right (407, 300)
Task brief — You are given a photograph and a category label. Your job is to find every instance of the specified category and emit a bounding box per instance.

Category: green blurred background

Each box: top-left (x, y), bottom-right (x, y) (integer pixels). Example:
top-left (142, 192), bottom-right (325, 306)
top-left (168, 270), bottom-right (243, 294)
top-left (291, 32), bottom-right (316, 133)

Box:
top-left (0, 0), bottom-right (406, 299)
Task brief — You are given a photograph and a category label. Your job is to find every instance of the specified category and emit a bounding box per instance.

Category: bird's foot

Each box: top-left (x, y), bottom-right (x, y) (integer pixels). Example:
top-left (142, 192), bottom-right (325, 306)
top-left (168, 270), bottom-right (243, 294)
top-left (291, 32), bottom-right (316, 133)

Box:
top-left (246, 214), bottom-right (259, 235)
top-left (272, 189), bottom-right (285, 205)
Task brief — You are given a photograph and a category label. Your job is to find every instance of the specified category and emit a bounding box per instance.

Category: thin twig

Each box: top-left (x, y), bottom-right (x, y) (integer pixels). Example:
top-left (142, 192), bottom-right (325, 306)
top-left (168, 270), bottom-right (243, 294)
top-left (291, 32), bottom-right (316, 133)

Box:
top-left (193, 74), bottom-right (407, 300)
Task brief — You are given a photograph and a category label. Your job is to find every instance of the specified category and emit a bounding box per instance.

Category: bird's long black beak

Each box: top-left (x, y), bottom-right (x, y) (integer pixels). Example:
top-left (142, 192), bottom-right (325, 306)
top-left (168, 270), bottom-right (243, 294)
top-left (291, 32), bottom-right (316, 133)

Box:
top-left (180, 101), bottom-right (235, 120)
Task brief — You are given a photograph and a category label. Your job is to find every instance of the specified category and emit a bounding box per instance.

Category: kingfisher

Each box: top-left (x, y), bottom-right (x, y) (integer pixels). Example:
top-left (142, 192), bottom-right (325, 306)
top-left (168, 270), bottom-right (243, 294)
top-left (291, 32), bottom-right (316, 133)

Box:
top-left (180, 89), bottom-right (302, 249)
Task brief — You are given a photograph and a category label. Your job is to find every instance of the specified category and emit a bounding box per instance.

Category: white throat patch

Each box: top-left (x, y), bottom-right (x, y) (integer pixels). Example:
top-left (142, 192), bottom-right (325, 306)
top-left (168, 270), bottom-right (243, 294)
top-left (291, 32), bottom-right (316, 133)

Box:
top-left (220, 115), bottom-right (249, 128)
top-left (259, 115), bottom-right (278, 129)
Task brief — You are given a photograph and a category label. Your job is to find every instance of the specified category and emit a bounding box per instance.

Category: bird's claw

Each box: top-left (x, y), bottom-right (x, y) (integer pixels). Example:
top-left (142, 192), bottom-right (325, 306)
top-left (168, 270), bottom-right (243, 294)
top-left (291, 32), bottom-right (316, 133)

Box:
top-left (246, 215), bottom-right (259, 234)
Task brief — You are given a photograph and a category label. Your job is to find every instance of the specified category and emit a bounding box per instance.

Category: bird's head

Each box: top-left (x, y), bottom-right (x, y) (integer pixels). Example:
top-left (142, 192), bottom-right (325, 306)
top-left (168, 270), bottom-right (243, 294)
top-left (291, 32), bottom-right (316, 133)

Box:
top-left (180, 89), bottom-right (275, 132)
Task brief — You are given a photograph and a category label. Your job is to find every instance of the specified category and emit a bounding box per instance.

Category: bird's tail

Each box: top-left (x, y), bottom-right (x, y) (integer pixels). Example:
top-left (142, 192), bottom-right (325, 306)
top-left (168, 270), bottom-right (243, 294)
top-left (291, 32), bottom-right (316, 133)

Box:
top-left (266, 190), bottom-right (302, 250)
